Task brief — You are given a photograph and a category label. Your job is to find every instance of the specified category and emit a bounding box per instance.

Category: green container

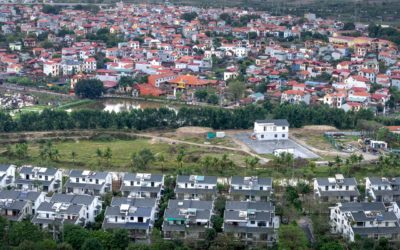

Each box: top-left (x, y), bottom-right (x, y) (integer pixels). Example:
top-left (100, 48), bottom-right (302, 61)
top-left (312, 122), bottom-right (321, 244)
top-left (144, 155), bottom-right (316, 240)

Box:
top-left (207, 132), bottom-right (216, 139)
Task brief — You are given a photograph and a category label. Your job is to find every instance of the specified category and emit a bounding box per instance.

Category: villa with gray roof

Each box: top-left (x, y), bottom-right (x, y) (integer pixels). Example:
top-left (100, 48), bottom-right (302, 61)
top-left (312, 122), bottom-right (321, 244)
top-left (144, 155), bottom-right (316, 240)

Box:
top-left (121, 173), bottom-right (164, 199)
top-left (0, 190), bottom-right (45, 221)
top-left (0, 164), bottom-right (16, 189)
top-left (223, 201), bottom-right (279, 245)
top-left (15, 166), bottom-right (62, 192)
top-left (175, 175), bottom-right (218, 200)
top-left (314, 174), bottom-right (360, 202)
top-left (102, 197), bottom-right (158, 242)
top-left (162, 199), bottom-right (213, 240)
top-left (365, 177), bottom-right (400, 202)
top-left (253, 119), bottom-right (289, 141)
top-left (230, 176), bottom-right (273, 201)
top-left (64, 170), bottom-right (112, 195)
top-left (31, 193), bottom-right (101, 239)
top-left (330, 202), bottom-right (400, 242)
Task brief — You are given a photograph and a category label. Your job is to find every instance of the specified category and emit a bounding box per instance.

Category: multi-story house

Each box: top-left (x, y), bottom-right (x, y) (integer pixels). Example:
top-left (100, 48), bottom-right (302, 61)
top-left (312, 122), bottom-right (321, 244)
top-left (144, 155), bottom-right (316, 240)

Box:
top-left (0, 190), bottom-right (45, 221)
top-left (120, 173), bottom-right (164, 199)
top-left (330, 202), bottom-right (400, 242)
top-left (175, 175), bottom-right (218, 200)
top-left (281, 90), bottom-right (311, 104)
top-left (64, 170), bottom-right (112, 195)
top-left (102, 197), bottom-right (158, 242)
top-left (223, 201), bottom-right (279, 245)
top-left (230, 176), bottom-right (273, 201)
top-left (15, 166), bottom-right (62, 192)
top-left (253, 119), bottom-right (289, 141)
top-left (314, 174), bottom-right (360, 202)
top-left (0, 164), bottom-right (16, 189)
top-left (162, 200), bottom-right (213, 240)
top-left (365, 177), bottom-right (400, 202)
top-left (43, 60), bottom-right (61, 76)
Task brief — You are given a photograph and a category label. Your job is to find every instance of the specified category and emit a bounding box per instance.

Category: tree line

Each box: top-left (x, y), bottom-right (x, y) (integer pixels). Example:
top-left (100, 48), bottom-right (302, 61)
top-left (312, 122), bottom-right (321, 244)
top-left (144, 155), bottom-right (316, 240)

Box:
top-left (0, 103), bottom-right (394, 133)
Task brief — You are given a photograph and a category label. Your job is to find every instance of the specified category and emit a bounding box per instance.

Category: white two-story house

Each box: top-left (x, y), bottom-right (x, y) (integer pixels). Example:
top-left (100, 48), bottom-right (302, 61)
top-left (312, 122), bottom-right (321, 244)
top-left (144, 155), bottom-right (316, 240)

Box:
top-left (0, 190), bottom-right (45, 221)
top-left (120, 173), bottom-right (164, 199)
top-left (15, 166), bottom-right (62, 192)
top-left (230, 176), bottom-right (273, 201)
top-left (223, 201), bottom-right (280, 245)
top-left (330, 202), bottom-right (400, 242)
top-left (314, 174), bottom-right (360, 202)
top-left (253, 119), bottom-right (289, 141)
top-left (64, 170), bottom-right (112, 195)
top-left (365, 177), bottom-right (400, 202)
top-left (162, 200), bottom-right (213, 240)
top-left (102, 197), bottom-right (158, 242)
top-left (0, 164), bottom-right (16, 189)
top-left (175, 175), bottom-right (218, 200)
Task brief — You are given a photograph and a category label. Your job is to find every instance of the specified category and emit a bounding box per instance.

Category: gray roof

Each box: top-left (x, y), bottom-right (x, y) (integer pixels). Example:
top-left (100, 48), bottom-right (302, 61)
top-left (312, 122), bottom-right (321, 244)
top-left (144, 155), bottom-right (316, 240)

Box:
top-left (36, 201), bottom-right (83, 214)
top-left (176, 175), bottom-right (217, 184)
top-left (351, 211), bottom-right (398, 222)
top-left (318, 189), bottom-right (360, 197)
top-left (231, 176), bottom-right (272, 186)
top-left (105, 205), bottom-right (152, 217)
top-left (368, 177), bottom-right (400, 186)
top-left (223, 223), bottom-right (276, 234)
top-left (102, 220), bottom-right (151, 230)
top-left (255, 119), bottom-right (289, 126)
top-left (110, 197), bottom-right (157, 208)
top-left (19, 166), bottom-right (58, 176)
top-left (224, 210), bottom-right (272, 221)
top-left (226, 201), bottom-right (274, 211)
top-left (352, 226), bottom-right (400, 236)
top-left (64, 179), bottom-right (106, 190)
top-left (69, 170), bottom-right (109, 179)
top-left (120, 185), bottom-right (161, 193)
top-left (340, 202), bottom-right (386, 212)
top-left (175, 187), bottom-right (217, 195)
top-left (164, 200), bottom-right (212, 221)
top-left (50, 194), bottom-right (95, 206)
top-left (0, 164), bottom-right (13, 172)
top-left (123, 173), bottom-right (163, 183)
top-left (0, 190), bottom-right (41, 202)
top-left (316, 177), bottom-right (357, 186)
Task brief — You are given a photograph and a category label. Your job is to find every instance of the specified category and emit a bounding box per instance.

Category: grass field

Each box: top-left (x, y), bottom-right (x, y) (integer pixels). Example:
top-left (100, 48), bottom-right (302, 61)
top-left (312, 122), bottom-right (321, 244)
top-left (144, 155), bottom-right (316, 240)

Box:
top-left (0, 137), bottom-right (251, 176)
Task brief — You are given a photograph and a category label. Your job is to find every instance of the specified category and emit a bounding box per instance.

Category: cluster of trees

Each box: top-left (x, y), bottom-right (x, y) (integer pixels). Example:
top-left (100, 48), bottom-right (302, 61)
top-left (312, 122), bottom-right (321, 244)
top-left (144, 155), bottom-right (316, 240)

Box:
top-left (75, 79), bottom-right (104, 99)
top-left (180, 12), bottom-right (198, 22)
top-left (194, 89), bottom-right (219, 104)
top-left (0, 101), bottom-right (395, 133)
top-left (368, 23), bottom-right (400, 45)
top-left (85, 28), bottom-right (124, 48)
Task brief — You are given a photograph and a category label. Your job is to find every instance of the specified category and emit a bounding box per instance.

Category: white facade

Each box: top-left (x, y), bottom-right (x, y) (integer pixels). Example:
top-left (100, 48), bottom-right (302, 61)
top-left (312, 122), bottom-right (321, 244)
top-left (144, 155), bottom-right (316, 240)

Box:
top-left (0, 164), bottom-right (16, 189)
top-left (253, 119), bottom-right (289, 141)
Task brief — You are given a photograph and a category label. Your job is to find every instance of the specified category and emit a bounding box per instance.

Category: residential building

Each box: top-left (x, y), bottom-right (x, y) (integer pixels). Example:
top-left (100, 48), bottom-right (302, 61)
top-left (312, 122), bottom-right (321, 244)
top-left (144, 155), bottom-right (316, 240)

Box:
top-left (162, 199), bottom-right (213, 240)
top-left (223, 201), bottom-right (279, 245)
top-left (253, 119), bottom-right (289, 141)
top-left (0, 164), bottom-right (16, 189)
top-left (175, 175), bottom-right (218, 200)
top-left (330, 202), bottom-right (400, 242)
top-left (365, 177), bottom-right (400, 202)
top-left (64, 170), bottom-right (112, 195)
top-left (102, 197), bottom-right (158, 242)
top-left (314, 174), bottom-right (360, 202)
top-left (15, 166), bottom-right (62, 192)
top-left (121, 173), bottom-right (164, 199)
top-left (230, 176), bottom-right (273, 201)
top-left (0, 190), bottom-right (45, 221)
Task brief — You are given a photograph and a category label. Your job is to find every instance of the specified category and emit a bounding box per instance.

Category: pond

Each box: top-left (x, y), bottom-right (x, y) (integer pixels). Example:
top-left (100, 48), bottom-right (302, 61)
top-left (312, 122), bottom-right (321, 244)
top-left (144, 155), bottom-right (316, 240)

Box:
top-left (72, 98), bottom-right (180, 113)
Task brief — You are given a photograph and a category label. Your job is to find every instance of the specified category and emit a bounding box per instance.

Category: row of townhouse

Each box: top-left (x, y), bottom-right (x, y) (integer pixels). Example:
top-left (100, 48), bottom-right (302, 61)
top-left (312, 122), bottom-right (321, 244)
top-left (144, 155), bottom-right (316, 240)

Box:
top-left (0, 164), bottom-right (278, 245)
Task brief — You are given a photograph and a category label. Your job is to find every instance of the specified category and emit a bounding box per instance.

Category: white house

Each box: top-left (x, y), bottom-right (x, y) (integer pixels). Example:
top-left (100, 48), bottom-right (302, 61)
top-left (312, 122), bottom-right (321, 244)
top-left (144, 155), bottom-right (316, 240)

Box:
top-left (0, 164), bottom-right (16, 189)
top-left (0, 190), bottom-right (45, 221)
top-left (15, 166), bottom-right (62, 193)
top-left (253, 119), bottom-right (289, 141)
top-left (365, 177), bottom-right (400, 202)
top-left (120, 173), bottom-right (164, 199)
top-left (229, 176), bottom-right (273, 201)
top-left (314, 174), bottom-right (360, 202)
top-left (330, 202), bottom-right (400, 242)
top-left (175, 175), bottom-right (218, 200)
top-left (64, 170), bottom-right (112, 195)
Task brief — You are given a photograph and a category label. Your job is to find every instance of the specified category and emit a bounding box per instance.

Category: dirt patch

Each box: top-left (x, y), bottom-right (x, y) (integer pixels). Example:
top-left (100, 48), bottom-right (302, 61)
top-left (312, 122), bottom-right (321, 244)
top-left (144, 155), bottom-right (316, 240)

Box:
top-left (302, 125), bottom-right (337, 131)
top-left (176, 126), bottom-right (213, 136)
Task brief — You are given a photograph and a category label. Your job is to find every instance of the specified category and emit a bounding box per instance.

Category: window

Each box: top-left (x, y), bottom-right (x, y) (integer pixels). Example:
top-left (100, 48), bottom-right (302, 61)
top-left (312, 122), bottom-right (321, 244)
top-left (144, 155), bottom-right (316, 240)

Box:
top-left (282, 134), bottom-right (285, 138)
top-left (76, 178), bottom-right (79, 183)
top-left (130, 217), bottom-right (134, 221)
top-left (130, 181), bottom-right (134, 186)
top-left (260, 186), bottom-right (263, 190)
top-left (261, 135), bottom-right (264, 139)
top-left (138, 217), bottom-right (143, 223)
top-left (282, 126), bottom-right (286, 130)
top-left (250, 221), bottom-right (255, 224)
top-left (274, 134), bottom-right (277, 138)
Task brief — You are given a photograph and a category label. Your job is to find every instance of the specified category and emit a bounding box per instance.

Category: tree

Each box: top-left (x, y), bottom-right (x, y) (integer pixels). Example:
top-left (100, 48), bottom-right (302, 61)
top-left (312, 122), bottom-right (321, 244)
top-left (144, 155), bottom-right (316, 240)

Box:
top-left (320, 241), bottom-right (344, 250)
top-left (228, 80), bottom-right (246, 102)
top-left (15, 143), bottom-right (29, 159)
top-left (244, 156), bottom-right (259, 169)
top-left (132, 148), bottom-right (155, 170)
top-left (156, 153), bottom-right (165, 173)
top-left (71, 151), bottom-right (77, 165)
top-left (194, 89), bottom-right (208, 102)
top-left (64, 224), bottom-right (90, 250)
top-left (103, 147), bottom-right (112, 167)
top-left (8, 221), bottom-right (44, 246)
top-left (82, 238), bottom-right (103, 250)
top-left (343, 22), bottom-right (355, 30)
top-left (176, 148), bottom-right (185, 168)
top-left (111, 229), bottom-right (129, 250)
top-left (118, 76), bottom-right (135, 88)
top-left (180, 12), bottom-right (198, 22)
top-left (278, 223), bottom-right (308, 250)
top-left (75, 79), bottom-right (104, 99)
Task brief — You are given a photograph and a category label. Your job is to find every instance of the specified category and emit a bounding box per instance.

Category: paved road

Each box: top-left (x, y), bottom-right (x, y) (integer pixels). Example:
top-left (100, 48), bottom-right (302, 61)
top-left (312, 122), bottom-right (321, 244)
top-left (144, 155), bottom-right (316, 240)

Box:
top-left (297, 217), bottom-right (315, 244)
top-left (0, 83), bottom-right (73, 98)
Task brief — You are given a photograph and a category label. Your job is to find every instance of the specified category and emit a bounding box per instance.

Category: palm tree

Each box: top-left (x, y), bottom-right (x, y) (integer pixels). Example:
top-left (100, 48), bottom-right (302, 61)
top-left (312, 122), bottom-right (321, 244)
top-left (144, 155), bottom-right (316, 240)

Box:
top-left (103, 147), bottom-right (112, 167)
top-left (71, 151), bottom-right (77, 166)
top-left (176, 148), bottom-right (185, 169)
top-left (156, 153), bottom-right (165, 173)
top-left (334, 155), bottom-right (342, 172)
